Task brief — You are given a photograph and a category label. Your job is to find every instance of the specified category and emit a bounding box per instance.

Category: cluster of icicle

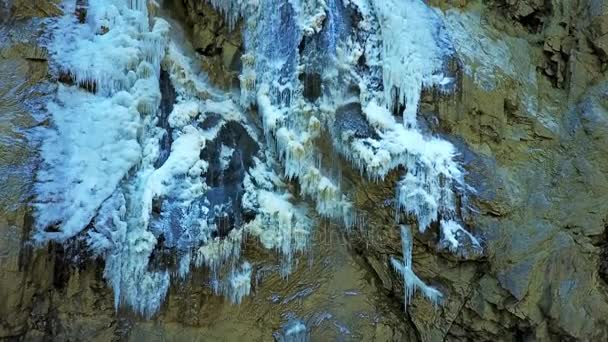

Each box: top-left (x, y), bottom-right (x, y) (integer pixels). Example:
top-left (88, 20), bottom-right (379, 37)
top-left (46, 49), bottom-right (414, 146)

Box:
top-left (215, 0), bottom-right (357, 229)
top-left (34, 0), bottom-right (483, 316)
top-left (36, 0), bottom-right (249, 316)
top-left (37, 0), bottom-right (174, 316)
top-left (35, 0), bottom-right (322, 316)
top-left (391, 225), bottom-right (443, 307)
top-left (207, 0), bottom-right (482, 309)
top-left (345, 0), bottom-right (482, 308)
top-left (343, 0), bottom-right (481, 255)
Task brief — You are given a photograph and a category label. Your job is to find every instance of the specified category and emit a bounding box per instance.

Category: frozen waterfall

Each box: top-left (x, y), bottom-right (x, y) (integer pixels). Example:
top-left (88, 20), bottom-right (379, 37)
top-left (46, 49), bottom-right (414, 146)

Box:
top-left (33, 0), bottom-right (480, 316)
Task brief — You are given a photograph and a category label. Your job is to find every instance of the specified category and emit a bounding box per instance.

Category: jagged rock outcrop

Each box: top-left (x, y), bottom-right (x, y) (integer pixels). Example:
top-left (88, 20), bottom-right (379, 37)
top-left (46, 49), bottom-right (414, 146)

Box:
top-left (485, 0), bottom-right (605, 95)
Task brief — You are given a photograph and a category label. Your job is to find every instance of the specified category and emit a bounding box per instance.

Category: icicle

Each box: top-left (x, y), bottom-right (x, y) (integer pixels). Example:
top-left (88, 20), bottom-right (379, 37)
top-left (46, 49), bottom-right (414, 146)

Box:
top-left (370, 0), bottom-right (452, 128)
top-left (195, 229), bottom-right (244, 270)
top-left (391, 225), bottom-right (443, 309)
top-left (225, 261), bottom-right (253, 304)
top-left (396, 171), bottom-right (440, 232)
top-left (206, 0), bottom-right (249, 30)
top-left (243, 160), bottom-right (312, 277)
top-left (35, 0), bottom-right (480, 319)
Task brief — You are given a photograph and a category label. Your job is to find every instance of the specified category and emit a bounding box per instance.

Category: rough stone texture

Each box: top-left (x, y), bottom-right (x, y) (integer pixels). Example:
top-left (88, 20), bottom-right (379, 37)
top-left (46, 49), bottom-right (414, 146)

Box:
top-left (9, 0), bottom-right (62, 19)
top-left (3, 0), bottom-right (608, 341)
top-left (485, 0), bottom-right (550, 33)
top-left (171, 0), bottom-right (244, 89)
top-left (485, 0), bottom-right (605, 94)
top-left (388, 0), bottom-right (608, 340)
top-left (339, 0), bottom-right (608, 340)
top-left (590, 0), bottom-right (608, 61)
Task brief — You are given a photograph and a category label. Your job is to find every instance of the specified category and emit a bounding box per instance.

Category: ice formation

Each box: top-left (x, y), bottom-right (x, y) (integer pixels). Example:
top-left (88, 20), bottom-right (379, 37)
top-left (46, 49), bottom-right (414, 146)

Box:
top-left (370, 0), bottom-right (454, 128)
top-left (35, 0), bottom-right (168, 243)
top-left (35, 86), bottom-right (142, 241)
top-left (329, 1), bottom-right (479, 254)
top-left (219, 0), bottom-right (357, 227)
top-left (274, 319), bottom-right (310, 342)
top-left (33, 0), bottom-right (482, 316)
top-left (224, 261), bottom-right (253, 304)
top-left (242, 159), bottom-right (313, 276)
top-left (391, 225), bottom-right (443, 308)
top-left (36, 0), bottom-right (248, 315)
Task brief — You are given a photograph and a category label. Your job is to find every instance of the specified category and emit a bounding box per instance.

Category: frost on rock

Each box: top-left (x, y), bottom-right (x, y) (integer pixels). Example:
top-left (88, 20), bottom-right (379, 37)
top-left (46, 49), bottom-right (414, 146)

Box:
top-left (441, 8), bottom-right (540, 96)
top-left (442, 10), bottom-right (557, 132)
top-left (391, 225), bottom-right (443, 309)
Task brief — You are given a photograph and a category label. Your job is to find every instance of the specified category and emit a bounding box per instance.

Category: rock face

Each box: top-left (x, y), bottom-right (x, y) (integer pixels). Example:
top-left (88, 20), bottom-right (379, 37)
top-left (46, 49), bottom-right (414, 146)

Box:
top-left (0, 3), bottom-right (404, 341)
top-left (401, 0), bottom-right (608, 340)
top-left (174, 0), bottom-right (243, 89)
top-left (0, 6), bottom-right (118, 340)
top-left (8, 0), bottom-right (62, 19)
top-left (2, 0), bottom-right (608, 341)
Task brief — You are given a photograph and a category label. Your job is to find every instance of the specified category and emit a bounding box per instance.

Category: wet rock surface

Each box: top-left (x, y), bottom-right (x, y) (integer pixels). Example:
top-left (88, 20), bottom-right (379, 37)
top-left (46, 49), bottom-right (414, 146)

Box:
top-left (200, 120), bottom-right (259, 236)
top-left (177, 0), bottom-right (243, 89)
top-left (2, 0), bottom-right (608, 341)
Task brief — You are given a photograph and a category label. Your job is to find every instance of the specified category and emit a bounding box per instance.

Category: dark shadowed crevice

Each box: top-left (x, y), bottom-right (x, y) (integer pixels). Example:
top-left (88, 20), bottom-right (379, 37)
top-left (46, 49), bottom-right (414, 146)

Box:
top-left (155, 68), bottom-right (177, 169)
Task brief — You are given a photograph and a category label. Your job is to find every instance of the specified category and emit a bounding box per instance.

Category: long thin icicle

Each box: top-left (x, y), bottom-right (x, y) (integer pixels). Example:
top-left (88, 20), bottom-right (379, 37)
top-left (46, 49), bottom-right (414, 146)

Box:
top-left (391, 225), bottom-right (443, 308)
